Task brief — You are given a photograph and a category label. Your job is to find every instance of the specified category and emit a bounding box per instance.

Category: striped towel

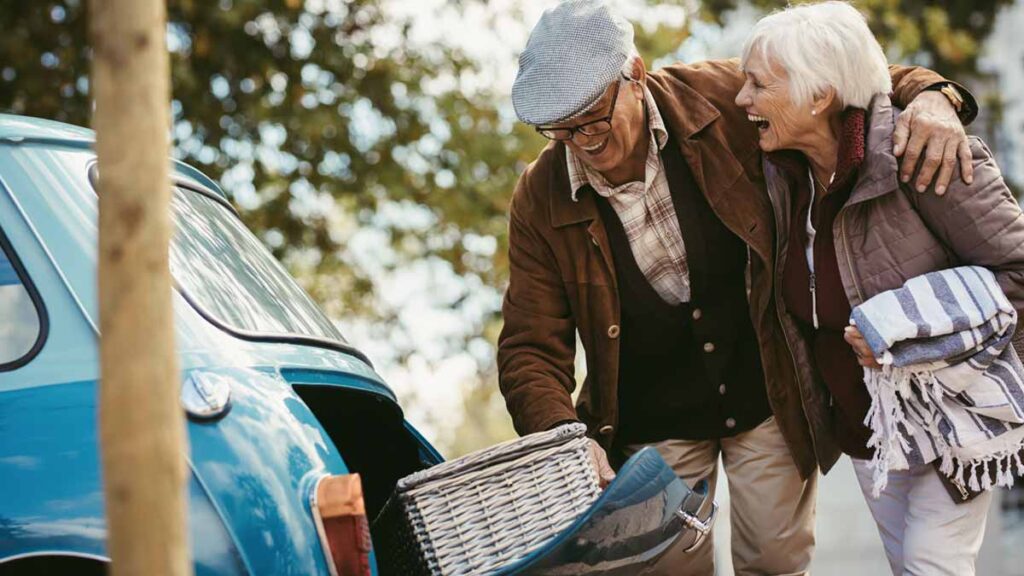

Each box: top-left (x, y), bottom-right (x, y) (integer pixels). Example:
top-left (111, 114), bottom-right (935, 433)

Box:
top-left (850, 266), bottom-right (1024, 497)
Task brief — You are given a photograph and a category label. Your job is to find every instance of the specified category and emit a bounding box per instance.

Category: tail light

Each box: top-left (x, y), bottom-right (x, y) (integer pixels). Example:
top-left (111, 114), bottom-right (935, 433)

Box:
top-left (311, 474), bottom-right (373, 576)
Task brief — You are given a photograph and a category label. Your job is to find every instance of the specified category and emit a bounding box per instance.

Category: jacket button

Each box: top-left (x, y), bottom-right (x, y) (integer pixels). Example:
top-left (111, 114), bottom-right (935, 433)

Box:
top-left (598, 425), bottom-right (614, 435)
top-left (703, 341), bottom-right (715, 353)
top-left (725, 417), bottom-right (736, 429)
top-left (591, 236), bottom-right (599, 247)
top-left (692, 308), bottom-right (702, 320)
top-left (607, 324), bottom-right (620, 339)
top-left (719, 384), bottom-right (727, 395)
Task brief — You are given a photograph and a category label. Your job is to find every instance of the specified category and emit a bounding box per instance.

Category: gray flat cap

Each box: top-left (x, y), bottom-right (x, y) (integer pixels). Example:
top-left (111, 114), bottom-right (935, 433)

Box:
top-left (512, 0), bottom-right (635, 126)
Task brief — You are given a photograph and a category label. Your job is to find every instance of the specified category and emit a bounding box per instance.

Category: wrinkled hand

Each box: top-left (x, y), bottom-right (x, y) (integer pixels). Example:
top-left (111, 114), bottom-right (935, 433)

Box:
top-left (588, 438), bottom-right (615, 488)
top-left (892, 90), bottom-right (974, 196)
top-left (844, 325), bottom-right (881, 369)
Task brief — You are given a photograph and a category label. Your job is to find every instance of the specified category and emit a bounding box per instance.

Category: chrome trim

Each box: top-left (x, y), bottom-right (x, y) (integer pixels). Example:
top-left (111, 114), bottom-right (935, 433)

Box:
top-left (309, 474), bottom-right (340, 576)
top-left (677, 501), bottom-right (718, 553)
top-left (0, 550), bottom-right (111, 565)
top-left (181, 370), bottom-right (232, 420)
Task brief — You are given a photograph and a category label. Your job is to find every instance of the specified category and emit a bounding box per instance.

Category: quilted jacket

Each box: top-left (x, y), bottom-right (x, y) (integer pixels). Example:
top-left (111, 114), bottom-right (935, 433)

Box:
top-left (764, 95), bottom-right (1024, 473)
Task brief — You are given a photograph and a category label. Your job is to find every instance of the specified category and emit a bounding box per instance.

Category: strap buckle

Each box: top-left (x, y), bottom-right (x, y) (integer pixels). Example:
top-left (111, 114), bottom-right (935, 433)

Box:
top-left (676, 501), bottom-right (718, 553)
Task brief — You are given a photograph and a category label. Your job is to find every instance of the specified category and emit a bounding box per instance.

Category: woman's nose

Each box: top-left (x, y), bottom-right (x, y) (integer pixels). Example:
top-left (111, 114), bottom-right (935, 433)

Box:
top-left (735, 85), bottom-right (751, 107)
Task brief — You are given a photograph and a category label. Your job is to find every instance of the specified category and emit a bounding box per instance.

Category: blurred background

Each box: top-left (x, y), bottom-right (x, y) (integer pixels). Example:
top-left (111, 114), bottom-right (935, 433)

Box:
top-left (2, 0), bottom-right (1022, 572)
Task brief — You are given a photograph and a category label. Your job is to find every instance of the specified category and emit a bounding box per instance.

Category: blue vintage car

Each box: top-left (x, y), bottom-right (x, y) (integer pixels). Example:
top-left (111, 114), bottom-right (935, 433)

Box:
top-left (0, 114), bottom-right (711, 575)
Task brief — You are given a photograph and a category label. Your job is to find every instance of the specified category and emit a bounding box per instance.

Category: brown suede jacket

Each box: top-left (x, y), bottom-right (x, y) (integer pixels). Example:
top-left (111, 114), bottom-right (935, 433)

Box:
top-left (498, 59), bottom-right (957, 479)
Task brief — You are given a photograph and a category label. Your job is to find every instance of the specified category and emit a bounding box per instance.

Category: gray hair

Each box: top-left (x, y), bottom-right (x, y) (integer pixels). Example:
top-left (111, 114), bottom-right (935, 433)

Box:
top-left (621, 47), bottom-right (642, 79)
top-left (740, 1), bottom-right (891, 109)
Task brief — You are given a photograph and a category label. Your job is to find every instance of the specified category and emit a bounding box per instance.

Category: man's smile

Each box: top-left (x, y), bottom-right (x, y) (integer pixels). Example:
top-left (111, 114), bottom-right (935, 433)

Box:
top-left (579, 138), bottom-right (610, 155)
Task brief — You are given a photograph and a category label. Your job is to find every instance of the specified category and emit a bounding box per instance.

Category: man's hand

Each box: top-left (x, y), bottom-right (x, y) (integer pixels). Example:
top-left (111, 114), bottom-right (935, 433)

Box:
top-left (844, 325), bottom-right (881, 369)
top-left (588, 438), bottom-right (616, 488)
top-left (892, 90), bottom-right (974, 196)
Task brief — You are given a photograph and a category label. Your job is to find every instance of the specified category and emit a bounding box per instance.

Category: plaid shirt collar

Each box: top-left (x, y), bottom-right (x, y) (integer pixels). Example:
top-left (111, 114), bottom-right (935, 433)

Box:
top-left (566, 83), bottom-right (669, 202)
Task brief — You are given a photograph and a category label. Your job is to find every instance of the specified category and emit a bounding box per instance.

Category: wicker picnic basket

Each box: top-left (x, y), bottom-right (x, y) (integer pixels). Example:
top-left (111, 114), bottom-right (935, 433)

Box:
top-left (372, 423), bottom-right (601, 576)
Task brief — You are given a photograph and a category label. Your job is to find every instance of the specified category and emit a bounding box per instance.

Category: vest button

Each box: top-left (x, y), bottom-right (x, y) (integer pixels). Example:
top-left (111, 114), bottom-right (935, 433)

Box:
top-left (692, 308), bottom-right (703, 320)
top-left (607, 324), bottom-right (620, 339)
top-left (703, 341), bottom-right (715, 353)
top-left (719, 384), bottom-right (727, 395)
top-left (598, 425), bottom-right (614, 435)
top-left (725, 417), bottom-right (736, 429)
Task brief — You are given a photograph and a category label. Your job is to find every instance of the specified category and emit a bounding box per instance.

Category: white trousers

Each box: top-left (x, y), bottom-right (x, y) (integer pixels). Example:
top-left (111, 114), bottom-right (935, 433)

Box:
top-left (851, 458), bottom-right (992, 576)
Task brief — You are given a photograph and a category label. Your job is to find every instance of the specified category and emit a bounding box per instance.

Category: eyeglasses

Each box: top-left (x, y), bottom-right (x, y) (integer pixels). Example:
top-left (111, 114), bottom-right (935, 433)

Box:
top-left (535, 79), bottom-right (623, 142)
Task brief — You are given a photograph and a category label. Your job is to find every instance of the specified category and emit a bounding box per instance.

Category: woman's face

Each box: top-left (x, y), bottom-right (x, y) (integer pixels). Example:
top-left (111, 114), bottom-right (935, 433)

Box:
top-left (734, 51), bottom-right (816, 153)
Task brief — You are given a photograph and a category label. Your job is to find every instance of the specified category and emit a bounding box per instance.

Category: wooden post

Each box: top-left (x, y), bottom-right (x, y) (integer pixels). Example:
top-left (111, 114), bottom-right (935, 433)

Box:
top-left (90, 0), bottom-right (191, 574)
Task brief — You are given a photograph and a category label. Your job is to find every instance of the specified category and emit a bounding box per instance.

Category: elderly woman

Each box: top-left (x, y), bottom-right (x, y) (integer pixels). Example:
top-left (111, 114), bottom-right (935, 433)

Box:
top-left (735, 2), bottom-right (1024, 574)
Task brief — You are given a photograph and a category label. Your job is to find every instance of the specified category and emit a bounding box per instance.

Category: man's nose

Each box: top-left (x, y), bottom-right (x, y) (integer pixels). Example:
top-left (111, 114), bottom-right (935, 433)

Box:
top-left (571, 130), bottom-right (601, 147)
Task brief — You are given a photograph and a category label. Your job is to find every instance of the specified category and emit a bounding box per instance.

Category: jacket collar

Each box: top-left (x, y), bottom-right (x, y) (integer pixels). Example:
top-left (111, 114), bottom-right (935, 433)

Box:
top-left (849, 94), bottom-right (902, 205)
top-left (766, 108), bottom-right (867, 191)
top-left (549, 71), bottom-right (723, 228)
top-left (548, 141), bottom-right (598, 228)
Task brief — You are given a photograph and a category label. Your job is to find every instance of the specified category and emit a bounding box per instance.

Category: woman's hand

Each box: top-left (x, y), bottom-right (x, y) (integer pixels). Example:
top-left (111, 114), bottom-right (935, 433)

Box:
top-left (844, 325), bottom-right (882, 368)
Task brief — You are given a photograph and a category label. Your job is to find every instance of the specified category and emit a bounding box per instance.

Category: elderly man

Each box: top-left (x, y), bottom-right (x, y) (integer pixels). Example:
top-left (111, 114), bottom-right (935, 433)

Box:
top-left (497, 1), bottom-right (976, 574)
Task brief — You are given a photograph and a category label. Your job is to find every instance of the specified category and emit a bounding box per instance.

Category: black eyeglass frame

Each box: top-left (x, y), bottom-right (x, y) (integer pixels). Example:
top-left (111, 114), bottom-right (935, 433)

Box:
top-left (535, 76), bottom-right (628, 142)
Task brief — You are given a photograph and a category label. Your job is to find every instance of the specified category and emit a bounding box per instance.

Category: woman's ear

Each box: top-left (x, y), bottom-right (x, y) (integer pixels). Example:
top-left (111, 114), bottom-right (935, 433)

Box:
top-left (812, 86), bottom-right (839, 115)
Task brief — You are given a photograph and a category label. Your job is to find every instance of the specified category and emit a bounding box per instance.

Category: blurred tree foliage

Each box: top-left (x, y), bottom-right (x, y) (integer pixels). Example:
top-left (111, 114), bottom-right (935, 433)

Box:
top-left (0, 0), bottom-right (542, 320)
top-left (0, 0), bottom-right (1013, 454)
top-left (702, 0), bottom-right (1014, 77)
top-left (0, 0), bottom-right (1008, 313)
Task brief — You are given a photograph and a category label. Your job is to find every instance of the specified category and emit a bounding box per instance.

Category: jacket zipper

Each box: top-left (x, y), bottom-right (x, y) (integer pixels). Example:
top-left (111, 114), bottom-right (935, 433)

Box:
top-left (766, 171), bottom-right (827, 417)
top-left (806, 167), bottom-right (820, 328)
top-left (809, 273), bottom-right (819, 329)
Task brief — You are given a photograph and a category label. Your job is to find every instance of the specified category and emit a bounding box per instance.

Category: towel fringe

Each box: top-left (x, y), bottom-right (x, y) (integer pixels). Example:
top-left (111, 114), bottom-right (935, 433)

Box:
top-left (865, 365), bottom-right (1024, 495)
top-left (969, 462), bottom-right (982, 491)
top-left (934, 448), bottom-right (1024, 493)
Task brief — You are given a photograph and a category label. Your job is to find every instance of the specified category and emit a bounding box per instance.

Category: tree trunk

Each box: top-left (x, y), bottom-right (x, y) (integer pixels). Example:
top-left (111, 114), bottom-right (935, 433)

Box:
top-left (90, 0), bottom-right (191, 574)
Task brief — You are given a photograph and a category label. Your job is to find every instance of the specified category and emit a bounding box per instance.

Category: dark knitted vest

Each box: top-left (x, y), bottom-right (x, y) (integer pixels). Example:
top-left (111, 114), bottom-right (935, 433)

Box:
top-left (595, 137), bottom-right (771, 444)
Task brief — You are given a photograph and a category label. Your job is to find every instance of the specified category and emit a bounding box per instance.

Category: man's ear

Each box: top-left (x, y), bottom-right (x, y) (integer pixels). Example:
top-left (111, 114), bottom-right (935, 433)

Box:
top-left (629, 56), bottom-right (647, 97)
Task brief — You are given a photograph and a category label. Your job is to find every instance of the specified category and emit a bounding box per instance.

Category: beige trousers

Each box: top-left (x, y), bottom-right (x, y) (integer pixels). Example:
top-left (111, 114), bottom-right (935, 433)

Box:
top-left (626, 417), bottom-right (817, 576)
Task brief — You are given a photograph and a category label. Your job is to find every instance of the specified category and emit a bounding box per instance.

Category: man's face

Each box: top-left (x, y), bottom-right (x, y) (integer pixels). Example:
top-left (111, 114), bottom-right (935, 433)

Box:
top-left (544, 77), bottom-right (646, 176)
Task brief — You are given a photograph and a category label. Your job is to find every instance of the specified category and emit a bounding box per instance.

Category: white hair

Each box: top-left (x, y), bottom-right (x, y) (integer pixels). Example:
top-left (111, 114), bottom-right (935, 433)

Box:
top-left (740, 1), bottom-right (892, 109)
top-left (621, 47), bottom-right (642, 79)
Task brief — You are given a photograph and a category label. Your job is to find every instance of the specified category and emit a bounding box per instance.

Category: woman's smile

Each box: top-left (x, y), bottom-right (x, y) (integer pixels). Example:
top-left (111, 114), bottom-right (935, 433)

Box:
top-left (747, 113), bottom-right (770, 132)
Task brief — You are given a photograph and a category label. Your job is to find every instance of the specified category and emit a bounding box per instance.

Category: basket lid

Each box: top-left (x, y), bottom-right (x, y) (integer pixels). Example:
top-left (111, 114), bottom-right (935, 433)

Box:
top-left (396, 423), bottom-right (588, 491)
